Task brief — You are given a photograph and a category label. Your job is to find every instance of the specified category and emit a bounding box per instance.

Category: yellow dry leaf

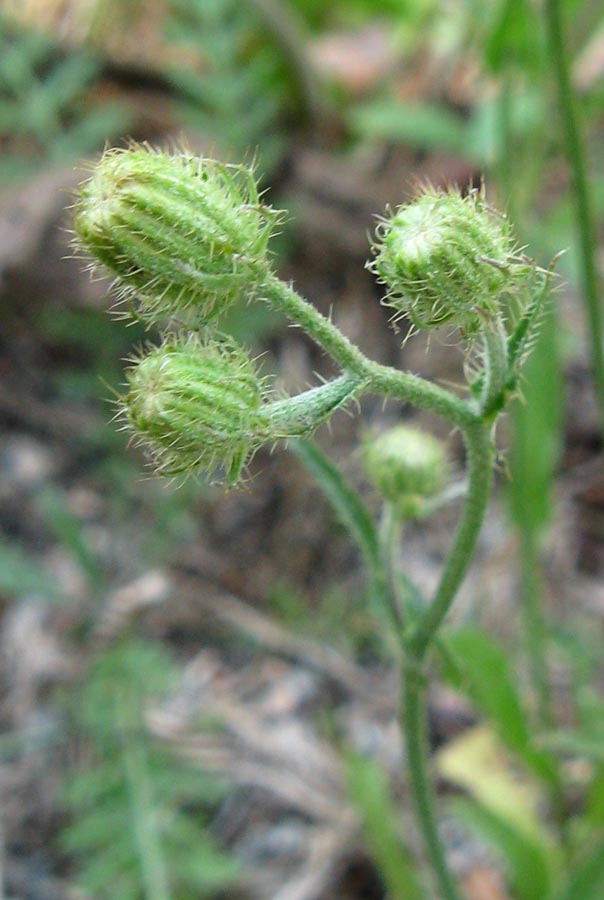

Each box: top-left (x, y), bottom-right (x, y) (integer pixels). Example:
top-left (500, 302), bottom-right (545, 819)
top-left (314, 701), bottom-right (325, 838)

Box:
top-left (435, 724), bottom-right (546, 842)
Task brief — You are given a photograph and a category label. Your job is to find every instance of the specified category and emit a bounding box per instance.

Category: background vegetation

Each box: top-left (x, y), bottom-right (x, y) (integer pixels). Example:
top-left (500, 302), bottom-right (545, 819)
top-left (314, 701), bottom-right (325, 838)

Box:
top-left (1, 1), bottom-right (604, 898)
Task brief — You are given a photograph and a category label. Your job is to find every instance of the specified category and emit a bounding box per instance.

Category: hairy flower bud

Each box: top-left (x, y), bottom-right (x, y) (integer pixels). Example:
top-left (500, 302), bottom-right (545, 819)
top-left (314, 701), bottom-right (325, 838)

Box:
top-left (73, 145), bottom-right (284, 324)
top-left (364, 425), bottom-right (447, 517)
top-left (122, 335), bottom-right (269, 484)
top-left (369, 187), bottom-right (523, 335)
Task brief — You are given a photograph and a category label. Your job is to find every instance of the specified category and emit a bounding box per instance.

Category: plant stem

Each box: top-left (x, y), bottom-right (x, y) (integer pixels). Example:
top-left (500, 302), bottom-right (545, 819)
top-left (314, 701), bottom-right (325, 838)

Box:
top-left (268, 270), bottom-right (497, 897)
top-left (408, 422), bottom-right (494, 658)
top-left (497, 76), bottom-right (514, 218)
top-left (545, 0), bottom-right (604, 428)
top-left (119, 700), bottom-right (171, 900)
top-left (262, 272), bottom-right (370, 375)
top-left (400, 421), bottom-right (494, 899)
top-left (401, 662), bottom-right (462, 900)
top-left (367, 363), bottom-right (479, 430)
top-left (378, 504), bottom-right (405, 630)
top-left (496, 66), bottom-right (567, 837)
top-left (262, 273), bottom-right (480, 430)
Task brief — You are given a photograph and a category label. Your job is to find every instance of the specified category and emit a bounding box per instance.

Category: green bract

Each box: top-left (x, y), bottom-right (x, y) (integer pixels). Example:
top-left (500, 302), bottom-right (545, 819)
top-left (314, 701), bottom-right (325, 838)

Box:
top-left (364, 425), bottom-right (448, 518)
top-left (73, 145), bottom-right (284, 324)
top-left (122, 335), bottom-right (268, 484)
top-left (369, 188), bottom-right (525, 335)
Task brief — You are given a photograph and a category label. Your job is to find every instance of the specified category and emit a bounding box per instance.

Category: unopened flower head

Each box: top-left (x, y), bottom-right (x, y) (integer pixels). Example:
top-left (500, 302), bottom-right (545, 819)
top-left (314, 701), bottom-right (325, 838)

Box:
top-left (73, 145), bottom-right (284, 324)
top-left (369, 187), bottom-right (525, 336)
top-left (122, 334), bottom-right (269, 484)
top-left (364, 425), bottom-right (448, 517)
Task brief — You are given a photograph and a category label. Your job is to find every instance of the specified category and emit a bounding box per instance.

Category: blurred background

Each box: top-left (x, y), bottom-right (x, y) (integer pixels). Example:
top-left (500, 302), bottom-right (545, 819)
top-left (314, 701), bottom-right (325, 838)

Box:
top-left (1, 1), bottom-right (604, 898)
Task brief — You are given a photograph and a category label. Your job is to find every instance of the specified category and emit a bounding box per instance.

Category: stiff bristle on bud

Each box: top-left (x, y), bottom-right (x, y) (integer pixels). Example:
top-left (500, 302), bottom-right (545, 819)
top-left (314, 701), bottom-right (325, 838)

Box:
top-left (369, 187), bottom-right (524, 336)
top-left (364, 425), bottom-right (447, 518)
top-left (122, 335), bottom-right (269, 484)
top-left (73, 145), bottom-right (284, 324)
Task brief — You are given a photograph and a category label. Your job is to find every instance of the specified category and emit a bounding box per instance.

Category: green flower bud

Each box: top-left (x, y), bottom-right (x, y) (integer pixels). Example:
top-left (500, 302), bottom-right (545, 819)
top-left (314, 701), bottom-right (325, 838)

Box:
top-left (364, 425), bottom-right (448, 518)
top-left (122, 334), bottom-right (269, 484)
top-left (369, 187), bottom-right (524, 336)
top-left (73, 145), bottom-right (284, 324)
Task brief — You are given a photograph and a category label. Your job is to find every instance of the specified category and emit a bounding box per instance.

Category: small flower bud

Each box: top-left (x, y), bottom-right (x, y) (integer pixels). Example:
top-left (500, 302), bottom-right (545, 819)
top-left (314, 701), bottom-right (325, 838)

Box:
top-left (73, 145), bottom-right (284, 324)
top-left (364, 425), bottom-right (447, 517)
top-left (122, 335), bottom-right (268, 484)
top-left (369, 187), bottom-right (523, 335)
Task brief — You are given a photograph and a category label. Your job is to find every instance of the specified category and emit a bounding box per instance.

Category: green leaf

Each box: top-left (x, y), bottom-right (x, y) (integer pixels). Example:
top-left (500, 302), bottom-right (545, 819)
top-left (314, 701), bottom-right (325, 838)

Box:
top-left (582, 767), bottom-right (604, 830)
top-left (349, 99), bottom-right (470, 155)
top-left (346, 754), bottom-right (424, 900)
top-left (40, 53), bottom-right (100, 111)
top-left (485, 0), bottom-right (544, 73)
top-left (507, 269), bottom-right (554, 375)
top-left (557, 846), bottom-right (604, 900)
top-left (61, 806), bottom-right (130, 852)
top-left (51, 104), bottom-right (131, 159)
top-left (62, 639), bottom-right (239, 899)
top-left (291, 439), bottom-right (379, 571)
top-left (509, 305), bottom-right (563, 535)
top-left (442, 628), bottom-right (557, 783)
top-left (452, 797), bottom-right (555, 900)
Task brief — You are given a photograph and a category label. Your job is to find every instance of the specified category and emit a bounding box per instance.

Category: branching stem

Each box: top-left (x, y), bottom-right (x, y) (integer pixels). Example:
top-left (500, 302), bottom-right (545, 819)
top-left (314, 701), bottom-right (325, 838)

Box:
top-left (262, 273), bottom-right (480, 430)
top-left (75, 144), bottom-right (555, 900)
top-left (269, 268), bottom-right (498, 899)
top-left (265, 268), bottom-right (499, 897)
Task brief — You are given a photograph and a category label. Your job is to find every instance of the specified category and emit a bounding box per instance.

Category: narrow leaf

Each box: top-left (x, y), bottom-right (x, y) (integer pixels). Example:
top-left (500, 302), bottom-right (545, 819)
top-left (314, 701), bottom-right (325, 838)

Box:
top-left (291, 439), bottom-right (379, 570)
top-left (452, 797), bottom-right (555, 900)
top-left (557, 846), bottom-right (604, 900)
top-left (346, 754), bottom-right (424, 900)
top-left (443, 628), bottom-right (557, 783)
top-left (349, 100), bottom-right (469, 155)
top-left (509, 304), bottom-right (563, 535)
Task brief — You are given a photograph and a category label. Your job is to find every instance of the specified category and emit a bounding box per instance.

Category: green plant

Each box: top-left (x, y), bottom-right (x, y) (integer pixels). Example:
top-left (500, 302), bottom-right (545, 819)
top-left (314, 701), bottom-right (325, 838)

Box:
top-left (485, 0), bottom-right (564, 749)
top-left (347, 0), bottom-right (604, 421)
top-left (432, 625), bottom-right (604, 899)
top-left (0, 15), bottom-right (128, 182)
top-left (164, 0), bottom-right (289, 172)
top-left (72, 144), bottom-right (553, 898)
top-left (61, 638), bottom-right (238, 900)
top-left (544, 0), bottom-right (604, 428)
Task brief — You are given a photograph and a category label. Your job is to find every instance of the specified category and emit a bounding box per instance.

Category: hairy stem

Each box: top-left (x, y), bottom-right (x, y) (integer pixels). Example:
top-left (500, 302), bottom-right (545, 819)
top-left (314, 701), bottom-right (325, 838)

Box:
top-left (545, 0), bottom-right (604, 428)
top-left (266, 271), bottom-right (498, 897)
top-left (398, 421), bottom-right (493, 899)
top-left (262, 272), bottom-right (370, 374)
top-left (378, 504), bottom-right (405, 631)
top-left (408, 422), bottom-right (494, 657)
top-left (262, 273), bottom-right (480, 430)
top-left (401, 663), bottom-right (463, 900)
